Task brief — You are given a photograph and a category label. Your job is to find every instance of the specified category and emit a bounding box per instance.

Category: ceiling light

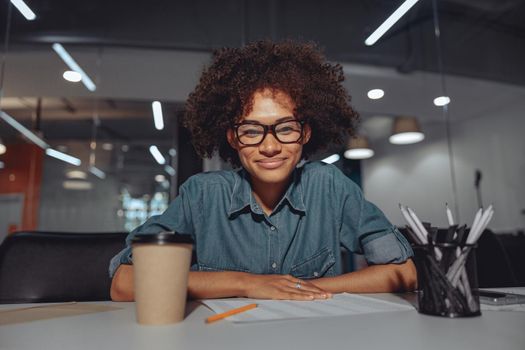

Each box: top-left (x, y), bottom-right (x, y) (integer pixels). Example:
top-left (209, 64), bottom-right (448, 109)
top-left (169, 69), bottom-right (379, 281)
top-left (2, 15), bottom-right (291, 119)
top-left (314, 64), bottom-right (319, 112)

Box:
top-left (63, 180), bottom-right (93, 190)
top-left (365, 0), bottom-right (420, 46)
top-left (164, 165), bottom-right (176, 176)
top-left (321, 154), bottom-right (340, 164)
top-left (389, 116), bottom-right (425, 145)
top-left (152, 101), bottom-right (164, 130)
top-left (155, 174), bottom-right (166, 182)
top-left (433, 96), bottom-right (451, 107)
top-left (367, 89), bottom-right (384, 100)
top-left (63, 70), bottom-right (82, 82)
top-left (344, 148), bottom-right (375, 159)
top-left (102, 143), bottom-right (113, 151)
top-left (169, 148), bottom-right (177, 157)
top-left (121, 144), bottom-right (130, 152)
top-left (65, 170), bottom-right (87, 180)
top-left (0, 138), bottom-right (6, 155)
top-left (10, 0), bottom-right (36, 20)
top-left (0, 111), bottom-right (49, 149)
top-left (46, 148), bottom-right (81, 166)
top-left (149, 145), bottom-right (166, 165)
top-left (52, 43), bottom-right (96, 92)
top-left (389, 132), bottom-right (425, 144)
top-left (89, 166), bottom-right (106, 179)
top-left (344, 136), bottom-right (375, 159)
top-left (0, 161), bottom-right (4, 169)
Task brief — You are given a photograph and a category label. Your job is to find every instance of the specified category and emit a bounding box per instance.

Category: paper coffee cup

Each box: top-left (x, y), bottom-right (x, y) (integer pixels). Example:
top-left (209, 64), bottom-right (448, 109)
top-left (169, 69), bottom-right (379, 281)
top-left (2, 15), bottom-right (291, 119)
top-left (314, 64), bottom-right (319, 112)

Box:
top-left (132, 232), bottom-right (194, 325)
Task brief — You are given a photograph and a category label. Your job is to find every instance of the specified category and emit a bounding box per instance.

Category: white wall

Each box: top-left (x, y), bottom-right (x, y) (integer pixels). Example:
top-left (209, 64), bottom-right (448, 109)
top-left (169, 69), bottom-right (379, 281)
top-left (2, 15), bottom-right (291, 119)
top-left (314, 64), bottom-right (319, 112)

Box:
top-left (362, 86), bottom-right (525, 232)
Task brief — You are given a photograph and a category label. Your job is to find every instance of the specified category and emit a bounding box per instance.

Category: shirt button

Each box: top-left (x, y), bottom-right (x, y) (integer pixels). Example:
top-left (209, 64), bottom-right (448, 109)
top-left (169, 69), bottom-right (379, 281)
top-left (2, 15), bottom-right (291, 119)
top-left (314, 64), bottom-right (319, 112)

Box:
top-left (270, 226), bottom-right (276, 231)
top-left (313, 272), bottom-right (319, 277)
top-left (272, 262), bottom-right (277, 269)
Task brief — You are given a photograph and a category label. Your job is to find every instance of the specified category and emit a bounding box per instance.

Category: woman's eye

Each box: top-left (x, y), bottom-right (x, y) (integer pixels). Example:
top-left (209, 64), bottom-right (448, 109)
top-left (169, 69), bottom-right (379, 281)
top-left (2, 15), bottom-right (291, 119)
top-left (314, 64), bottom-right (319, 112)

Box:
top-left (241, 128), bottom-right (263, 137)
top-left (277, 127), bottom-right (294, 134)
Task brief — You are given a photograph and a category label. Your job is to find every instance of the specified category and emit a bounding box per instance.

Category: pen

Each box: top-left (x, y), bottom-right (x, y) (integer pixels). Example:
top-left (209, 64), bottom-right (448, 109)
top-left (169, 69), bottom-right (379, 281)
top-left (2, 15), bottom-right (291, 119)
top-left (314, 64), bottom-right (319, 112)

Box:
top-left (407, 207), bottom-right (430, 243)
top-left (446, 203), bottom-right (454, 226)
top-left (468, 207), bottom-right (494, 244)
top-left (205, 303), bottom-right (257, 323)
top-left (468, 207), bottom-right (483, 239)
top-left (399, 204), bottom-right (427, 244)
top-left (406, 205), bottom-right (443, 260)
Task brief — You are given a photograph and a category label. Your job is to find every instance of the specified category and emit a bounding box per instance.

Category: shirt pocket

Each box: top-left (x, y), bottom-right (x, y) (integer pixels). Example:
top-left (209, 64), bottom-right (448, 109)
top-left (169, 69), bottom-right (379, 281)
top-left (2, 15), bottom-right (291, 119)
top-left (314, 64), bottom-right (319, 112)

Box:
top-left (290, 247), bottom-right (336, 279)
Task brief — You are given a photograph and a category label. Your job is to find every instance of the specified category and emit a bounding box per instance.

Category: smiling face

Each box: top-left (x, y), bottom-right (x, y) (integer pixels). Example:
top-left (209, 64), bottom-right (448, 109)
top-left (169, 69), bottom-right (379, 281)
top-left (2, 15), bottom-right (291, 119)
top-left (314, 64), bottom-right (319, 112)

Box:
top-left (227, 89), bottom-right (311, 188)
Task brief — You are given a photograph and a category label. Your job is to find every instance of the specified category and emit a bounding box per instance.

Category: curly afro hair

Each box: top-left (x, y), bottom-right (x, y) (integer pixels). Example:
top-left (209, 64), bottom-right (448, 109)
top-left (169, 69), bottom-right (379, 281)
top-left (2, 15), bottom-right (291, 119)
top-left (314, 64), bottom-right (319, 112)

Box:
top-left (183, 40), bottom-right (359, 167)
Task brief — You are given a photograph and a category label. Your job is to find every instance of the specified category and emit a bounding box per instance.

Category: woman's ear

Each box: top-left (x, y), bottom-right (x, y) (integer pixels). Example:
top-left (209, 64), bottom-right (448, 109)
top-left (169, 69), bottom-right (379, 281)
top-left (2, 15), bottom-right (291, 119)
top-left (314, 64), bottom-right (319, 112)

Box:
top-left (302, 124), bottom-right (312, 145)
top-left (226, 129), bottom-right (238, 150)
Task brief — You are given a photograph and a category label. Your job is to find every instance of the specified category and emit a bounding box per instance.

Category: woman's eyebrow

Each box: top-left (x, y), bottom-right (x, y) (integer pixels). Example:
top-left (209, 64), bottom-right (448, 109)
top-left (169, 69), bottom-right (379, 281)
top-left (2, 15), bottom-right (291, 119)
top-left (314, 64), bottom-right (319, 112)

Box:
top-left (275, 116), bottom-right (296, 122)
top-left (241, 116), bottom-right (295, 124)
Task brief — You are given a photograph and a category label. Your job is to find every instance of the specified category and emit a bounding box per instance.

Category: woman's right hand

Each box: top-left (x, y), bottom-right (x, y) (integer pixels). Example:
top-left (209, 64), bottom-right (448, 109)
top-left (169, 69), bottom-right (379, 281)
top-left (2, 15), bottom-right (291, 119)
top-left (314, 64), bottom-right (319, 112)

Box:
top-left (242, 274), bottom-right (332, 300)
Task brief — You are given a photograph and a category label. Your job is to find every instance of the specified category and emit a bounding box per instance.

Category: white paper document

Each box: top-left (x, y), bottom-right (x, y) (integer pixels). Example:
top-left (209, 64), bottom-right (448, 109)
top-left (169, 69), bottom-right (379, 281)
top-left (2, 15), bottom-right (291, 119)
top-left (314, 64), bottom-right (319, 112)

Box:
top-left (202, 293), bottom-right (414, 323)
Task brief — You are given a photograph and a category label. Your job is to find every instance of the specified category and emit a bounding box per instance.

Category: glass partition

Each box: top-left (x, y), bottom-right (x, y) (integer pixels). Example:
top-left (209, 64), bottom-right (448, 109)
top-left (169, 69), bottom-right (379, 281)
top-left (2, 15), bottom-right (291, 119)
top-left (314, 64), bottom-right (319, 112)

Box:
top-left (1, 0), bottom-right (523, 242)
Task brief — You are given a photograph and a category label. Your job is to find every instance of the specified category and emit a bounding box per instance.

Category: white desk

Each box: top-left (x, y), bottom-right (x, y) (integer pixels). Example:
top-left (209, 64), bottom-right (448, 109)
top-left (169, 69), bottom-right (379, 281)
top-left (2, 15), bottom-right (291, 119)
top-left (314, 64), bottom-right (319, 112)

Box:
top-left (1, 292), bottom-right (524, 350)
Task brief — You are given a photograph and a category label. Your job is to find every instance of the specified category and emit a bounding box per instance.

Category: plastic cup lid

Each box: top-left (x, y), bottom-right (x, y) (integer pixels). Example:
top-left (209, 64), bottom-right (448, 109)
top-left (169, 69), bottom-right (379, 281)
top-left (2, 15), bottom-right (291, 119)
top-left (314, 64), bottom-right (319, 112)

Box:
top-left (131, 232), bottom-right (194, 245)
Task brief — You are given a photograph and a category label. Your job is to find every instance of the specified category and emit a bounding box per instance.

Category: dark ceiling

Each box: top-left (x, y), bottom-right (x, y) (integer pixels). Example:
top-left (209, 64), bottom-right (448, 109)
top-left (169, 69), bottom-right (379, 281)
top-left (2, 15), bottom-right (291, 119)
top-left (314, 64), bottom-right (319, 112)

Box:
top-left (2, 0), bottom-right (525, 86)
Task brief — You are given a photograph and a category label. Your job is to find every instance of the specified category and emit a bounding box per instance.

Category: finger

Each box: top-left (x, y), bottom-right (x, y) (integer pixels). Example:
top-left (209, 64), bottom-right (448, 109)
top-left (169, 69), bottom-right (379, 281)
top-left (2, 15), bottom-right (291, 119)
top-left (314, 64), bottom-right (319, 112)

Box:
top-left (287, 280), bottom-right (330, 296)
top-left (299, 281), bottom-right (333, 297)
top-left (291, 283), bottom-right (328, 297)
top-left (283, 285), bottom-right (329, 299)
top-left (277, 291), bottom-right (316, 301)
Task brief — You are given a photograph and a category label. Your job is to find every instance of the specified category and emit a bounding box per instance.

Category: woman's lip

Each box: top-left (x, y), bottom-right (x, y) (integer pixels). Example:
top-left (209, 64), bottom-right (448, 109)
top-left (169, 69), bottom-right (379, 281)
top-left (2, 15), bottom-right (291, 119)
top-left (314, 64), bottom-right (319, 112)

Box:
top-left (256, 158), bottom-right (286, 169)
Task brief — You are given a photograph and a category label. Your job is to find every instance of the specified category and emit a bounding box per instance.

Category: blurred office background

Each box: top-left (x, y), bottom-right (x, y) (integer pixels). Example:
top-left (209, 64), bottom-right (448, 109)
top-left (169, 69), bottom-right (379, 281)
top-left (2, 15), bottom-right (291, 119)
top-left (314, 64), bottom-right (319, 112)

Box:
top-left (0, 0), bottom-right (524, 244)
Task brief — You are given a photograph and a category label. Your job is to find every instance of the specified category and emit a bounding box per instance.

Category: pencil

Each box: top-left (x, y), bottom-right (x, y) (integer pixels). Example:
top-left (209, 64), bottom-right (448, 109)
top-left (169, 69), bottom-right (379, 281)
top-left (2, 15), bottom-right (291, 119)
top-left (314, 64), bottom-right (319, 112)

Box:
top-left (205, 303), bottom-right (257, 323)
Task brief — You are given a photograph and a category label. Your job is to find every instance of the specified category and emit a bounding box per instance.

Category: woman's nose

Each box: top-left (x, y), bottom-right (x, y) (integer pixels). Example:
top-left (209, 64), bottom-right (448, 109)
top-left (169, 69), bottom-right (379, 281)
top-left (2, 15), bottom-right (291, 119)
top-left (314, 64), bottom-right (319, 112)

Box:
top-left (258, 132), bottom-right (282, 156)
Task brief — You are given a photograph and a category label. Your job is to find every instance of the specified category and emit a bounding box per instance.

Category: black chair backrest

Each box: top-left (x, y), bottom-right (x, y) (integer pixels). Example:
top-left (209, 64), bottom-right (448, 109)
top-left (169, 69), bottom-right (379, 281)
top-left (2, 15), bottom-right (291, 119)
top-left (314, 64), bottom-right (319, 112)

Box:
top-left (0, 231), bottom-right (127, 304)
top-left (475, 230), bottom-right (519, 288)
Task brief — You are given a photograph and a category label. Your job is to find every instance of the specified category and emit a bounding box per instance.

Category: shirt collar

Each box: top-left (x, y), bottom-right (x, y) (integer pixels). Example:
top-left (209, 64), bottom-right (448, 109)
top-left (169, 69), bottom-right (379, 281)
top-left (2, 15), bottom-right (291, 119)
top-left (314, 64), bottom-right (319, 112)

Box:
top-left (227, 166), bottom-right (307, 218)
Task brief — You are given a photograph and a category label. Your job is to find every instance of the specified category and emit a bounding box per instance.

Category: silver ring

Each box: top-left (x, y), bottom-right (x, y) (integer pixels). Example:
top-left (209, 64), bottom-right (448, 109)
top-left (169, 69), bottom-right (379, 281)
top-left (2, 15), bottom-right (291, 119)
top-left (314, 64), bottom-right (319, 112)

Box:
top-left (295, 282), bottom-right (302, 289)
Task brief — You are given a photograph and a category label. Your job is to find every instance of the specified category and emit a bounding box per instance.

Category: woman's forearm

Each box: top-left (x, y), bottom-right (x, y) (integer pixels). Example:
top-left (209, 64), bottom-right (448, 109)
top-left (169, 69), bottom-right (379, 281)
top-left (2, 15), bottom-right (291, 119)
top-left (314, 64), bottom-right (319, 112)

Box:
top-left (110, 266), bottom-right (248, 301)
top-left (187, 271), bottom-right (249, 299)
top-left (110, 264), bottom-right (135, 301)
top-left (110, 260), bottom-right (416, 302)
top-left (311, 259), bottom-right (417, 294)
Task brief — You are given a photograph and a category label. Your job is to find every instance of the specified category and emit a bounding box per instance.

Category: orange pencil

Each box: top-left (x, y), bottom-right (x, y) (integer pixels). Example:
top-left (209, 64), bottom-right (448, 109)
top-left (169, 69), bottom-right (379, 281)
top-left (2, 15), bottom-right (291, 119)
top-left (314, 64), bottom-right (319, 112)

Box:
top-left (205, 303), bottom-right (258, 323)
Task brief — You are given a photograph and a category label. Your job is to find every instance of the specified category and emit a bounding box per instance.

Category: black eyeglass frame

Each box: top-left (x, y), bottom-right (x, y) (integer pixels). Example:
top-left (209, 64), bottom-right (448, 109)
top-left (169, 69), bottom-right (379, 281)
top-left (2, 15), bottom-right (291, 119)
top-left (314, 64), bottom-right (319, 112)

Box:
top-left (232, 119), bottom-right (306, 146)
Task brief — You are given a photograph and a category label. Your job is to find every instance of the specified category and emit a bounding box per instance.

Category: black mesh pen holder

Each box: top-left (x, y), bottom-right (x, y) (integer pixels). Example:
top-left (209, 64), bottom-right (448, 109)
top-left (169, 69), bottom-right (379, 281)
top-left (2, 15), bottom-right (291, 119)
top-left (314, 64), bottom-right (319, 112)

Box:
top-left (413, 243), bottom-right (481, 317)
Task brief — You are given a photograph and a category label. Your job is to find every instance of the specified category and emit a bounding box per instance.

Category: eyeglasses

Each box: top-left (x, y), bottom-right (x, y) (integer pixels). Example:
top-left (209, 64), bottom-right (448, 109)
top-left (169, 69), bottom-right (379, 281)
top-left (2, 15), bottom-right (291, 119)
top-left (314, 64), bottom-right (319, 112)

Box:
top-left (233, 119), bottom-right (305, 146)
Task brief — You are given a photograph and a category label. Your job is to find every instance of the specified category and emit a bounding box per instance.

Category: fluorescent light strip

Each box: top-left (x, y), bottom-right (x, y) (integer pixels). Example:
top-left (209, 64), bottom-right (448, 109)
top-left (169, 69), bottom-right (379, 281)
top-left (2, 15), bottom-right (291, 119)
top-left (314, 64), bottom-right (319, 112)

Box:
top-left (52, 43), bottom-right (96, 92)
top-left (149, 145), bottom-right (166, 165)
top-left (164, 165), bottom-right (176, 176)
top-left (0, 111), bottom-right (49, 149)
top-left (365, 0), bottom-right (420, 46)
top-left (152, 101), bottom-right (164, 130)
top-left (89, 166), bottom-right (106, 179)
top-left (321, 154), bottom-right (341, 164)
top-left (10, 0), bottom-right (36, 20)
top-left (66, 170), bottom-right (88, 180)
top-left (46, 148), bottom-right (81, 166)
top-left (63, 180), bottom-right (92, 190)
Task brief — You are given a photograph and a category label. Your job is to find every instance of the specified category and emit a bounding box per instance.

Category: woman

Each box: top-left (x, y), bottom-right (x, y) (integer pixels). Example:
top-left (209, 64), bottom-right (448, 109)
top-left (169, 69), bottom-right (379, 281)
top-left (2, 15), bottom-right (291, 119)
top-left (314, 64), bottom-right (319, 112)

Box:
top-left (110, 40), bottom-right (416, 301)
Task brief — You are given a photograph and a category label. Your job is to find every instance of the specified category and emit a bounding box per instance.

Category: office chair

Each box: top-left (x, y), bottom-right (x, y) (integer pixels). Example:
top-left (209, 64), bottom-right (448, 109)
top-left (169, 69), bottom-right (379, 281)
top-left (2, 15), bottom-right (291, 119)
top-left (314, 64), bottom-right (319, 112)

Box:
top-left (475, 230), bottom-right (520, 288)
top-left (0, 231), bottom-right (127, 304)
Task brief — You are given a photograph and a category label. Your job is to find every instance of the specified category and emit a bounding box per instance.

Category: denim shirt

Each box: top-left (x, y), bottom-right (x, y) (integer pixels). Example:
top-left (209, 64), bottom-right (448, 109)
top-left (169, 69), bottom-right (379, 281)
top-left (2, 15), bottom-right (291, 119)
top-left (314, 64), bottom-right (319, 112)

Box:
top-left (109, 161), bottom-right (413, 278)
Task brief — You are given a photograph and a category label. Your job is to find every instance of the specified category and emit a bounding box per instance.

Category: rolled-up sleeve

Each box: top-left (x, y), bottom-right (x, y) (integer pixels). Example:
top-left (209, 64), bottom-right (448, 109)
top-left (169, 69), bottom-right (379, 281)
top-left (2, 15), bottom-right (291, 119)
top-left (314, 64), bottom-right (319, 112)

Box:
top-left (337, 172), bottom-right (413, 265)
top-left (108, 179), bottom-right (197, 277)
